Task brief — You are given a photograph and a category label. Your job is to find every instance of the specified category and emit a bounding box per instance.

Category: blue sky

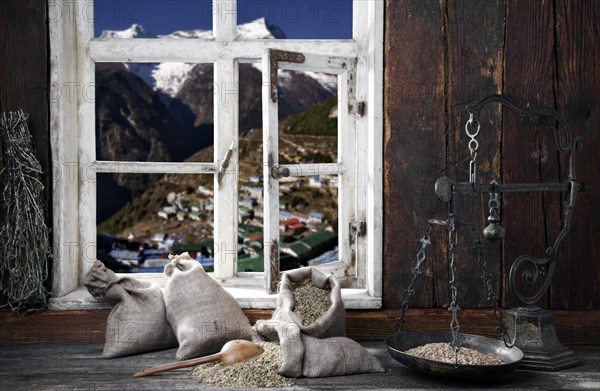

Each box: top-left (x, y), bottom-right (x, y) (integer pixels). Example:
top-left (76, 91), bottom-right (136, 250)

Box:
top-left (93, 0), bottom-right (353, 39)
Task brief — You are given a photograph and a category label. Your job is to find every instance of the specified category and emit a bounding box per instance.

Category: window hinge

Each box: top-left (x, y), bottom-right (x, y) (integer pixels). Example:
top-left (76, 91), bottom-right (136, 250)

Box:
top-left (357, 101), bottom-right (366, 117)
top-left (350, 221), bottom-right (367, 237)
top-left (349, 101), bottom-right (365, 117)
top-left (268, 49), bottom-right (305, 103)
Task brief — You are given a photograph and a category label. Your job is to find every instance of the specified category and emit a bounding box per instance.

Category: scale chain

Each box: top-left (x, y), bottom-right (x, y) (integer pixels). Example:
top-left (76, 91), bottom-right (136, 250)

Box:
top-left (465, 113), bottom-right (481, 184)
top-left (476, 240), bottom-right (515, 348)
top-left (395, 223), bottom-right (434, 332)
top-left (448, 216), bottom-right (461, 365)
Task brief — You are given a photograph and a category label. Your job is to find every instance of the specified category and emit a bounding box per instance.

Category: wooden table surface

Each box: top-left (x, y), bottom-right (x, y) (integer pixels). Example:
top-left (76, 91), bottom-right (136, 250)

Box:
top-left (1, 343), bottom-right (598, 390)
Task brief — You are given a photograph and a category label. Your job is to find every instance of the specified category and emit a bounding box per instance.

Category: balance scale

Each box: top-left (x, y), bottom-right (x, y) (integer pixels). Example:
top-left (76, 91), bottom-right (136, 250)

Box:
top-left (387, 94), bottom-right (584, 377)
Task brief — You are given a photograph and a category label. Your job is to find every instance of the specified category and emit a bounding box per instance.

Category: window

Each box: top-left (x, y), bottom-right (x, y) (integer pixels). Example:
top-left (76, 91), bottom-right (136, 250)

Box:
top-left (49, 0), bottom-right (383, 309)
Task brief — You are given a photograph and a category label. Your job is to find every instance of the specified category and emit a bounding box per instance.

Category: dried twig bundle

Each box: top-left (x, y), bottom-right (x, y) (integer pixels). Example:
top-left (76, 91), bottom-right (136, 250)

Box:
top-left (0, 110), bottom-right (50, 311)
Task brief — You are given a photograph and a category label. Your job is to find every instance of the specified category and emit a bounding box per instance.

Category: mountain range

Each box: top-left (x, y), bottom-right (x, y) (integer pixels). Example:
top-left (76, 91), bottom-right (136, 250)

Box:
top-left (96, 18), bottom-right (337, 223)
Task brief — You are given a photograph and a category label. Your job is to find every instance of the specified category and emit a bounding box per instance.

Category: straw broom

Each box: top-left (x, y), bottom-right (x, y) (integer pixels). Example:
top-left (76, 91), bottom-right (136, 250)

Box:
top-left (0, 110), bottom-right (50, 311)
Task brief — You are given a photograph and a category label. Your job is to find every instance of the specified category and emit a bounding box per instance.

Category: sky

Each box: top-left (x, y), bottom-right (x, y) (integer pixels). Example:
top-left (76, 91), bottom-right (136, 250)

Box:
top-left (93, 0), bottom-right (353, 39)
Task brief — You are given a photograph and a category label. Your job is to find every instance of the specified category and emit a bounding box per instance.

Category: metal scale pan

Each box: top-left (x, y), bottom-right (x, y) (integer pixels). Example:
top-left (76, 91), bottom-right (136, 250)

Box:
top-left (386, 331), bottom-right (523, 378)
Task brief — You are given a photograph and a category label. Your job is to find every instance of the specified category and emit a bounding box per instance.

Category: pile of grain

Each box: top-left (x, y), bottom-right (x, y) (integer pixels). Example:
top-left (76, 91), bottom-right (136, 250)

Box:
top-left (190, 342), bottom-right (294, 388)
top-left (292, 279), bottom-right (332, 325)
top-left (405, 343), bottom-right (503, 366)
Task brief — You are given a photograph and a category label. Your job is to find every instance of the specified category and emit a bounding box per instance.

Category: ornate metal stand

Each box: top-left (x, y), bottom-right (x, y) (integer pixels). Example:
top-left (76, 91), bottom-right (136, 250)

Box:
top-left (389, 94), bottom-right (584, 376)
top-left (464, 94), bottom-right (584, 371)
top-left (506, 306), bottom-right (578, 371)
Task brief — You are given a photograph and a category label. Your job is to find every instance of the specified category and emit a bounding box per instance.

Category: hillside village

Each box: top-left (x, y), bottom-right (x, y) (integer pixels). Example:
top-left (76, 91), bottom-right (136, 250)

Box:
top-left (93, 20), bottom-right (342, 274)
top-left (98, 100), bottom-right (340, 273)
top-left (99, 172), bottom-right (339, 273)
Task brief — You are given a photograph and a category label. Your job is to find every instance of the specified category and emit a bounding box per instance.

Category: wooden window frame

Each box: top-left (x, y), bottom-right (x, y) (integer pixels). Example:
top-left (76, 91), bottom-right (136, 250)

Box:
top-left (48, 0), bottom-right (383, 310)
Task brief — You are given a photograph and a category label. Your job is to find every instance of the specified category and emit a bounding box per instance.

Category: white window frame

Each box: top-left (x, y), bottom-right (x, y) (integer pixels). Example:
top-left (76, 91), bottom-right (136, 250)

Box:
top-left (48, 0), bottom-right (383, 310)
top-left (262, 50), bottom-right (359, 294)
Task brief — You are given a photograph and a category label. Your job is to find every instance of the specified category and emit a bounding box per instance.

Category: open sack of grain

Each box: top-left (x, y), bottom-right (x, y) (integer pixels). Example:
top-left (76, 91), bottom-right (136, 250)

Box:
top-left (84, 260), bottom-right (178, 358)
top-left (252, 320), bottom-right (385, 378)
top-left (164, 252), bottom-right (252, 359)
top-left (253, 267), bottom-right (385, 378)
top-left (273, 266), bottom-right (345, 338)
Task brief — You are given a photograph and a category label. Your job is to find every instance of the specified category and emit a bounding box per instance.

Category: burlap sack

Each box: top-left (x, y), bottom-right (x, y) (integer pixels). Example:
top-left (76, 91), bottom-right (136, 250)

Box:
top-left (273, 267), bottom-right (345, 338)
top-left (253, 320), bottom-right (385, 378)
top-left (84, 260), bottom-right (178, 358)
top-left (164, 252), bottom-right (252, 359)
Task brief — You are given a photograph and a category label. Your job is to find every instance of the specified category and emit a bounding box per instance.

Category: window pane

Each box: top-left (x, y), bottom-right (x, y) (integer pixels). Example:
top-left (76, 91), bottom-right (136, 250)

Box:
top-left (237, 0), bottom-right (352, 39)
top-left (94, 0), bottom-right (213, 38)
top-left (95, 62), bottom-right (214, 163)
top-left (237, 174), bottom-right (339, 273)
top-left (278, 70), bottom-right (338, 164)
top-left (97, 173), bottom-right (214, 273)
top-left (279, 175), bottom-right (339, 269)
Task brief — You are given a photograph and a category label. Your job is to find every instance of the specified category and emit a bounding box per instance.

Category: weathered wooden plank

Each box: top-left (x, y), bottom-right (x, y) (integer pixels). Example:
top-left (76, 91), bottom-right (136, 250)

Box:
top-left (346, 308), bottom-right (600, 346)
top-left (2, 309), bottom-right (598, 346)
top-left (383, 0), bottom-right (446, 308)
top-left (89, 39), bottom-right (359, 63)
top-left (262, 49), bottom-right (281, 293)
top-left (0, 343), bottom-right (598, 391)
top-left (0, 0), bottom-right (51, 300)
top-left (502, 0), bottom-right (558, 308)
top-left (0, 0), bottom-right (50, 195)
top-left (444, 0), bottom-right (505, 308)
top-left (551, 0), bottom-right (600, 310)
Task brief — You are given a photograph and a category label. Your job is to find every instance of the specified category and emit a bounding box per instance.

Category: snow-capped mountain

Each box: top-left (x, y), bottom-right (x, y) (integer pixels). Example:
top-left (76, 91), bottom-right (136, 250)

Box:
top-left (95, 18), bottom-right (337, 220)
top-left (100, 23), bottom-right (157, 39)
top-left (99, 18), bottom-right (335, 99)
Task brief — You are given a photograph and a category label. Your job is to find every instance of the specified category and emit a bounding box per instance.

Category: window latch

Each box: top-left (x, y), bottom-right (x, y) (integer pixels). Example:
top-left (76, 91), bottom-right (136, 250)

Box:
top-left (217, 139), bottom-right (235, 185)
top-left (270, 165), bottom-right (290, 179)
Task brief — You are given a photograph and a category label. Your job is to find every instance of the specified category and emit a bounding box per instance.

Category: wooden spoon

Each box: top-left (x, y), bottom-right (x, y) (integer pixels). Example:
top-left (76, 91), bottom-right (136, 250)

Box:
top-left (133, 340), bottom-right (264, 378)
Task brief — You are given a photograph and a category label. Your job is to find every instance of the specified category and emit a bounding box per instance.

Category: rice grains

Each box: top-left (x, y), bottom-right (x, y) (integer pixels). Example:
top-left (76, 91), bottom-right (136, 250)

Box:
top-left (190, 342), bottom-right (294, 388)
top-left (292, 279), bottom-right (332, 326)
top-left (405, 343), bottom-right (503, 366)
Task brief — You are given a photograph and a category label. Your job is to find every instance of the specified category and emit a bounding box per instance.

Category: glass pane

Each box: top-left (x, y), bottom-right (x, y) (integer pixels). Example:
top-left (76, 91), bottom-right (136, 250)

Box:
top-left (97, 173), bottom-right (214, 273)
top-left (237, 69), bottom-right (263, 272)
top-left (278, 69), bottom-right (338, 163)
top-left (237, 0), bottom-right (352, 39)
top-left (95, 62), bottom-right (214, 162)
top-left (237, 175), bottom-right (339, 272)
top-left (94, 0), bottom-right (213, 38)
top-left (279, 175), bottom-right (339, 269)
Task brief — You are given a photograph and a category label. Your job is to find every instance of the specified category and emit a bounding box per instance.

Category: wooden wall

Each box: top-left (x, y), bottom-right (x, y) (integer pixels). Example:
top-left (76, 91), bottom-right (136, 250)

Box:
top-left (384, 0), bottom-right (600, 310)
top-left (1, 0), bottom-right (599, 314)
top-left (0, 0), bottom-right (51, 201)
top-left (0, 0), bottom-right (52, 302)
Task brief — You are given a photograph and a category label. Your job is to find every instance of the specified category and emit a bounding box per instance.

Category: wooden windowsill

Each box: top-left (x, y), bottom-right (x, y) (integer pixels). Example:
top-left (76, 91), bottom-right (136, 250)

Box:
top-left (1, 308), bottom-right (598, 346)
top-left (47, 284), bottom-right (382, 311)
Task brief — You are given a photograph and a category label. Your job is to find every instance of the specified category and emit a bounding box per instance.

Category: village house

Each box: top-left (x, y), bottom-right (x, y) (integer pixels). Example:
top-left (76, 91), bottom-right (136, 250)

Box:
top-left (308, 176), bottom-right (323, 188)
top-left (308, 212), bottom-right (325, 224)
top-left (197, 185), bottom-right (214, 196)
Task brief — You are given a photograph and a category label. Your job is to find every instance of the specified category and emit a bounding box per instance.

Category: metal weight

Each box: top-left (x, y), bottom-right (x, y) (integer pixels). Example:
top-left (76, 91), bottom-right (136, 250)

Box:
top-left (435, 176), bottom-right (454, 202)
top-left (483, 209), bottom-right (506, 241)
top-left (483, 182), bottom-right (505, 241)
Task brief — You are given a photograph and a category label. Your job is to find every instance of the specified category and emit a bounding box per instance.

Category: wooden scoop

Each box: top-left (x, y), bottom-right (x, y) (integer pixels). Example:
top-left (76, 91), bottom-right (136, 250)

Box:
top-left (133, 340), bottom-right (264, 378)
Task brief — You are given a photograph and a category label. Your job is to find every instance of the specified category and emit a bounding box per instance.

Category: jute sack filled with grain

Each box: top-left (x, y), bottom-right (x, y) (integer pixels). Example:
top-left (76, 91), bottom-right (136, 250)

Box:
top-left (164, 252), bottom-right (252, 360)
top-left (84, 260), bottom-right (178, 358)
top-left (253, 320), bottom-right (385, 378)
top-left (273, 266), bottom-right (345, 338)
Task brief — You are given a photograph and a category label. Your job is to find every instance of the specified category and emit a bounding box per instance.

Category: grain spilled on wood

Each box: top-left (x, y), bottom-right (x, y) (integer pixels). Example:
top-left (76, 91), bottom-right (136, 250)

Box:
top-left (190, 342), bottom-right (294, 388)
